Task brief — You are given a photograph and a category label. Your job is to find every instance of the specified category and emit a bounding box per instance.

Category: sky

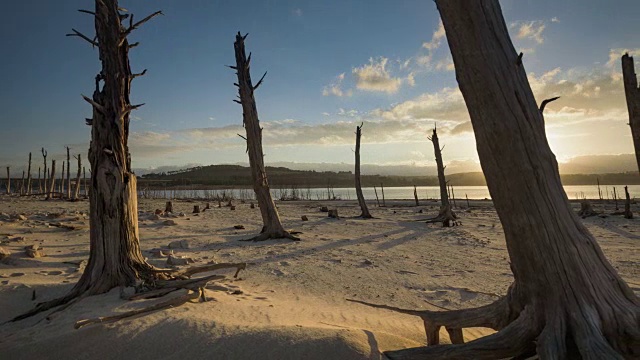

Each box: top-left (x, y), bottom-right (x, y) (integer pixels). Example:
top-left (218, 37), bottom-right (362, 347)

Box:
top-left (1, 0), bottom-right (640, 176)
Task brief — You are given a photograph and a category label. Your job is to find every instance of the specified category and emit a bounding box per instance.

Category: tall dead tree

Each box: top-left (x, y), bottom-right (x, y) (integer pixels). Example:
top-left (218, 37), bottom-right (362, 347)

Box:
top-left (61, 161), bottom-right (65, 195)
top-left (26, 152), bottom-right (32, 195)
top-left (355, 1), bottom-right (640, 358)
top-left (41, 148), bottom-right (48, 194)
top-left (46, 160), bottom-right (56, 200)
top-left (83, 166), bottom-right (87, 197)
top-left (38, 167), bottom-right (42, 193)
top-left (622, 53), bottom-right (640, 173)
top-left (624, 186), bottom-right (633, 219)
top-left (73, 154), bottom-right (82, 200)
top-left (5, 167), bottom-right (9, 194)
top-left (413, 185), bottom-right (419, 206)
top-left (66, 146), bottom-right (71, 199)
top-left (232, 32), bottom-right (298, 241)
top-left (12, 1), bottom-right (166, 320)
top-left (354, 123), bottom-right (372, 218)
top-left (427, 127), bottom-right (456, 227)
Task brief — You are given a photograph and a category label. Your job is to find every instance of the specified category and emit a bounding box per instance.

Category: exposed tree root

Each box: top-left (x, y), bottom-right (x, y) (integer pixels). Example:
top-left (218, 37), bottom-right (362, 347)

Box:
top-left (75, 288), bottom-right (202, 329)
top-left (10, 262), bottom-right (247, 324)
top-left (425, 206), bottom-right (458, 227)
top-left (239, 230), bottom-right (300, 242)
top-left (384, 307), bottom-right (538, 360)
top-left (348, 282), bottom-right (640, 359)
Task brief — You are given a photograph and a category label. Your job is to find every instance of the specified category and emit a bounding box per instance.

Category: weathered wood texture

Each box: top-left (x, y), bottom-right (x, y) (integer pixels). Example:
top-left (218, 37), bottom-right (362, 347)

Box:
top-left (383, 0), bottom-right (640, 358)
top-left (46, 160), bottom-right (56, 200)
top-left (26, 152), bottom-right (32, 195)
top-left (233, 32), bottom-right (298, 241)
top-left (73, 154), bottom-right (82, 200)
top-left (624, 186), bottom-right (633, 219)
top-left (354, 124), bottom-right (372, 218)
top-left (622, 54), bottom-right (640, 173)
top-left (427, 128), bottom-right (456, 227)
top-left (41, 148), bottom-right (48, 195)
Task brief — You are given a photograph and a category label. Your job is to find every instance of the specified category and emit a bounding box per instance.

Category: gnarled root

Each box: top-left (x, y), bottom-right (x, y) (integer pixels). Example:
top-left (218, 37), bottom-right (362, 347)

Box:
top-left (426, 205), bottom-right (458, 227)
top-left (385, 307), bottom-right (538, 360)
top-left (349, 282), bottom-right (640, 359)
top-left (10, 262), bottom-right (247, 324)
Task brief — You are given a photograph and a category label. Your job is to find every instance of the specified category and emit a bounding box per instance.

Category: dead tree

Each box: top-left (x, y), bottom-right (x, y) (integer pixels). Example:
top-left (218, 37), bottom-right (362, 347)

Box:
top-left (38, 167), bottom-right (42, 193)
top-left (46, 160), bottom-right (56, 200)
top-left (5, 167), bottom-right (9, 194)
top-left (427, 127), bottom-right (456, 227)
top-left (413, 185), bottom-right (419, 206)
top-left (353, 1), bottom-right (640, 358)
top-left (66, 146), bottom-right (71, 199)
top-left (73, 154), bottom-right (82, 200)
top-left (373, 185), bottom-right (381, 207)
top-left (380, 183), bottom-right (386, 206)
top-left (26, 152), bottom-right (32, 195)
top-left (613, 186), bottom-right (619, 210)
top-left (232, 32), bottom-right (298, 241)
top-left (19, 171), bottom-right (25, 195)
top-left (61, 161), bottom-right (65, 195)
top-left (624, 186), bottom-right (633, 219)
top-left (83, 166), bottom-right (87, 197)
top-left (12, 1), bottom-right (169, 320)
top-left (597, 177), bottom-right (603, 200)
top-left (41, 148), bottom-right (47, 195)
top-left (622, 53), bottom-right (640, 173)
top-left (354, 123), bottom-right (372, 218)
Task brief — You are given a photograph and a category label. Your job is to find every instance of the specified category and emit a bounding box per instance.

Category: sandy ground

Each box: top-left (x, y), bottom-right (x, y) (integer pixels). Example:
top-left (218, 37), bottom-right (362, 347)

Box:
top-left (0, 195), bottom-right (638, 359)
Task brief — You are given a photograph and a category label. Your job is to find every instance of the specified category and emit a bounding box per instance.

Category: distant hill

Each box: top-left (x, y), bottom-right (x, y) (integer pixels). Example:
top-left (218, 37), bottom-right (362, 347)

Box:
top-left (138, 164), bottom-right (640, 188)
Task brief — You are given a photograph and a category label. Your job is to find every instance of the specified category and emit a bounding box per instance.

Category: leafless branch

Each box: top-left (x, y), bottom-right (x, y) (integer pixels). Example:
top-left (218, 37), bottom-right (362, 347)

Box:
top-left (66, 29), bottom-right (98, 47)
top-left (253, 71), bottom-right (267, 91)
top-left (539, 96), bottom-right (560, 113)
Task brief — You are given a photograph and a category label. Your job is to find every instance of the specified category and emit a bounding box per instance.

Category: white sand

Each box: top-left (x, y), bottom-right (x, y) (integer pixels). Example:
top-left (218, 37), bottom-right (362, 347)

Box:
top-left (0, 196), bottom-right (638, 359)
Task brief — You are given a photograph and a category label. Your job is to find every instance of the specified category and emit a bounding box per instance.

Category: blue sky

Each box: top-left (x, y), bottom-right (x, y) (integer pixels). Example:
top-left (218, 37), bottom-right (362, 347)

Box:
top-left (1, 0), bottom-right (639, 175)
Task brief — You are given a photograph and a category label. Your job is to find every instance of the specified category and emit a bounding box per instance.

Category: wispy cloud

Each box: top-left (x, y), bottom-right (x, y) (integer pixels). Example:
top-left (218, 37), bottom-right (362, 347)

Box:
top-left (322, 73), bottom-right (352, 97)
top-left (511, 20), bottom-right (546, 44)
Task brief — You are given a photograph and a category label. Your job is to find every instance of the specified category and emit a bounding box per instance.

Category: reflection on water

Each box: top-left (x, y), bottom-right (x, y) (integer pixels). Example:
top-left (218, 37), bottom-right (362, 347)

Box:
top-left (139, 185), bottom-right (639, 201)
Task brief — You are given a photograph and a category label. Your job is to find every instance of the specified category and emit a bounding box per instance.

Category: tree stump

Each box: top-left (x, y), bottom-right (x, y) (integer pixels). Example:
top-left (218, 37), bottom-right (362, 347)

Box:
top-left (165, 201), bottom-right (173, 213)
top-left (578, 201), bottom-right (597, 218)
top-left (193, 205), bottom-right (200, 214)
top-left (328, 209), bottom-right (339, 219)
top-left (624, 186), bottom-right (633, 219)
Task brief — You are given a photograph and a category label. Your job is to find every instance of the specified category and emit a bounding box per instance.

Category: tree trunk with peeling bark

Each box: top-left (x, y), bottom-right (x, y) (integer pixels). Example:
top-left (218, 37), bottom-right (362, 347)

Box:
top-left (369, 1), bottom-right (640, 359)
top-left (232, 32), bottom-right (298, 241)
top-left (427, 128), bottom-right (456, 227)
top-left (11, 1), bottom-right (165, 322)
top-left (354, 124), bottom-right (372, 218)
top-left (622, 54), bottom-right (640, 174)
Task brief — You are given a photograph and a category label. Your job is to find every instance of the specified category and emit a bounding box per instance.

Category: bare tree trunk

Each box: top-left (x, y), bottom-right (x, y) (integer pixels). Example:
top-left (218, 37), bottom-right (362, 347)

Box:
top-left (73, 154), bottom-right (82, 200)
top-left (380, 183), bottom-right (386, 207)
top-left (26, 152), bottom-right (32, 195)
top-left (42, 148), bottom-right (47, 196)
top-left (378, 1), bottom-right (640, 358)
top-left (60, 161), bottom-right (65, 195)
top-left (46, 160), bottom-right (56, 200)
top-left (232, 32), bottom-right (298, 241)
top-left (11, 3), bottom-right (167, 320)
top-left (38, 167), bottom-right (42, 193)
top-left (83, 167), bottom-right (87, 197)
top-left (465, 193), bottom-right (470, 208)
top-left (613, 186), bottom-right (619, 210)
top-left (427, 127), bottom-right (456, 227)
top-left (19, 171), bottom-right (25, 195)
top-left (624, 186), bottom-right (633, 219)
top-left (5, 167), bottom-right (10, 195)
top-left (622, 53), bottom-right (640, 174)
top-left (597, 177), bottom-right (603, 200)
top-left (373, 185), bottom-right (381, 207)
top-left (66, 146), bottom-right (71, 199)
top-left (354, 124), bottom-right (372, 218)
top-left (414, 185), bottom-right (419, 206)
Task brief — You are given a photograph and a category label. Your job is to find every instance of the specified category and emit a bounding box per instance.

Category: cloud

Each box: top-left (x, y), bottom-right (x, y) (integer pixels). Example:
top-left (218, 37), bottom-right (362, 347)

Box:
top-left (368, 86), bottom-right (468, 123)
top-left (322, 73), bottom-right (352, 97)
top-left (422, 20), bottom-right (446, 51)
top-left (551, 17), bottom-right (560, 23)
top-left (352, 57), bottom-right (403, 94)
top-left (292, 8), bottom-right (303, 17)
top-left (513, 20), bottom-right (546, 44)
top-left (450, 121), bottom-right (473, 135)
